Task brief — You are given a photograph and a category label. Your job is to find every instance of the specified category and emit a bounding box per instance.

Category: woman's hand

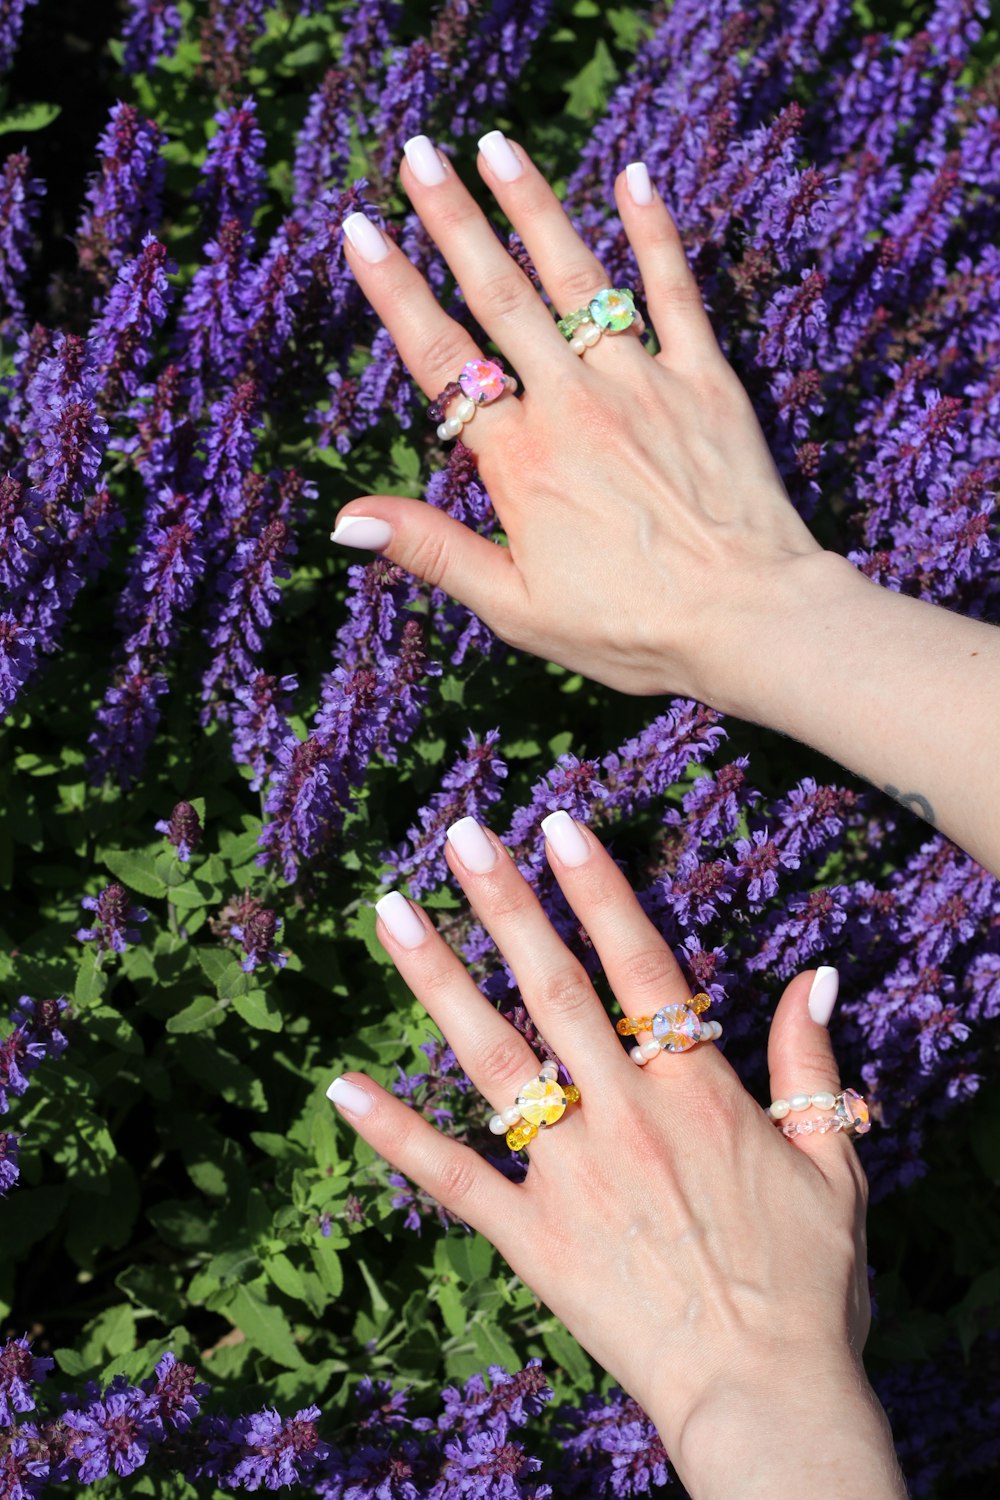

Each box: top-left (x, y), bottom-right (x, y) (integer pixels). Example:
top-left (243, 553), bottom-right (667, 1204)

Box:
top-left (327, 814), bottom-right (905, 1496)
top-left (333, 133), bottom-right (1000, 879)
top-left (332, 133), bottom-right (823, 702)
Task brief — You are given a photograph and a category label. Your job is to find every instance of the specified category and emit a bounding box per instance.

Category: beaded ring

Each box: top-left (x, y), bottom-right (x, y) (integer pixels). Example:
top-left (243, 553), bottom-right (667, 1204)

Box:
top-left (428, 357), bottom-right (518, 442)
top-left (488, 1059), bottom-right (581, 1151)
top-left (617, 992), bottom-right (722, 1065)
top-left (557, 287), bottom-right (645, 355)
top-left (772, 1087), bottom-right (872, 1139)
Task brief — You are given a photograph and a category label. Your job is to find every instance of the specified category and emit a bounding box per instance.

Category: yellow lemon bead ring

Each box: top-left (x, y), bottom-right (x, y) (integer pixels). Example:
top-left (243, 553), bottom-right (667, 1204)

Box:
top-left (617, 992), bottom-right (722, 1064)
top-left (772, 1087), bottom-right (872, 1139)
top-left (487, 1059), bottom-right (581, 1152)
top-left (557, 287), bottom-right (645, 355)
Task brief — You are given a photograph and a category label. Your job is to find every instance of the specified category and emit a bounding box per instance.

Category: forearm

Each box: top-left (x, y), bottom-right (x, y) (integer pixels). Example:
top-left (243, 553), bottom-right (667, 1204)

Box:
top-left (662, 1353), bottom-right (908, 1499)
top-left (702, 550), bottom-right (1000, 878)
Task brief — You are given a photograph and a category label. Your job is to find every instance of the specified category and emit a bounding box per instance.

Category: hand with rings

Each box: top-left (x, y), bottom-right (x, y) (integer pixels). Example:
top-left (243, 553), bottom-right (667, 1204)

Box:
top-left (326, 813), bottom-right (903, 1498)
top-left (332, 130), bottom-right (1000, 882)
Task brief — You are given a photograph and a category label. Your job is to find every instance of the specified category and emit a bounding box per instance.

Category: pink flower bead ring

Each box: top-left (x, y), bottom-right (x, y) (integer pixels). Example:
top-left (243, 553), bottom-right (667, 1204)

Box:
top-left (429, 357), bottom-right (518, 442)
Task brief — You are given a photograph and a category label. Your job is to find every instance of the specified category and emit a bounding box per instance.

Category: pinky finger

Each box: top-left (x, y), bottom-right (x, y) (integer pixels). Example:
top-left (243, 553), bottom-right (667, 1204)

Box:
top-left (613, 164), bottom-right (720, 367)
top-left (326, 1072), bottom-right (527, 1248)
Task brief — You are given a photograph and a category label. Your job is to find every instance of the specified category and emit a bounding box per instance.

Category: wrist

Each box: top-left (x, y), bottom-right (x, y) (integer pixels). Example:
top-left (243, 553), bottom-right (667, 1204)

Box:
top-left (659, 1347), bottom-right (907, 1499)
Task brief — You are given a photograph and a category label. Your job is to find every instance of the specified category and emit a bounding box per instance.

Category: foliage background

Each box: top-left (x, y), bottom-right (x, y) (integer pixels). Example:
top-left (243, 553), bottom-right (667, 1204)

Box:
top-left (1, 0), bottom-right (1000, 1494)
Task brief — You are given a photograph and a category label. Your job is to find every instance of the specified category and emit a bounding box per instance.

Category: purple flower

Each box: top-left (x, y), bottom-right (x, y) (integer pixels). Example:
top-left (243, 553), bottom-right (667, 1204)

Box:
top-left (176, 217), bottom-right (252, 413)
top-left (121, 0), bottom-right (183, 73)
top-left (0, 0), bottom-right (38, 73)
top-left (206, 1404), bottom-right (329, 1490)
top-left (554, 1386), bottom-right (670, 1496)
top-left (437, 1425), bottom-right (551, 1497)
top-left (732, 827), bottom-right (801, 907)
top-left (144, 1352), bottom-right (208, 1433)
top-left (0, 612), bottom-right (36, 715)
top-left (199, 0), bottom-right (268, 98)
top-left (75, 104), bottom-right (166, 285)
top-left (9, 995), bottom-right (69, 1061)
top-left (88, 233), bottom-right (174, 406)
top-left (155, 801), bottom-right (203, 862)
top-left (293, 68), bottom-right (354, 213)
top-left (0, 1028), bottom-right (42, 1115)
top-left (201, 513), bottom-right (295, 716)
top-left (76, 882), bottom-right (149, 954)
top-left (0, 151), bottom-right (44, 330)
top-left (0, 1131), bottom-right (19, 1194)
top-left (61, 1376), bottom-right (163, 1483)
top-left (0, 1335), bottom-right (54, 1424)
top-left (230, 670), bottom-right (298, 791)
top-left (230, 902), bottom-right (286, 972)
top-left (0, 1428), bottom-right (47, 1497)
top-left (196, 96), bottom-right (267, 233)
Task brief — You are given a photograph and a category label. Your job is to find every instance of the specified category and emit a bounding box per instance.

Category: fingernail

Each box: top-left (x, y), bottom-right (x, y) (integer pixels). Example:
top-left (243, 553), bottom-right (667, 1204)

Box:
top-left (446, 816), bottom-right (497, 873)
top-left (330, 515), bottom-right (393, 550)
top-left (540, 810), bottom-right (591, 868)
top-left (403, 134), bottom-right (447, 187)
top-left (478, 130), bottom-right (523, 183)
top-left (625, 161), bottom-right (653, 206)
top-left (375, 891), bottom-right (427, 949)
top-left (342, 211), bottom-right (391, 264)
top-left (808, 965), bottom-right (840, 1027)
top-left (327, 1076), bottom-right (374, 1117)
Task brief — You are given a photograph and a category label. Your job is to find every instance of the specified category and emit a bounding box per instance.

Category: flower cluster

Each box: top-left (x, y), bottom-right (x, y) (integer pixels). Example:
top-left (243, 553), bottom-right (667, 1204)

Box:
top-left (0, 996), bottom-right (69, 1195)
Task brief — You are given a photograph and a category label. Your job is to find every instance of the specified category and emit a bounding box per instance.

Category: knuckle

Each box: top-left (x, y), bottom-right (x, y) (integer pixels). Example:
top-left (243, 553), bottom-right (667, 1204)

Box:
top-left (407, 528), bottom-right (450, 590)
top-left (618, 945), bottom-right (677, 996)
top-left (654, 279), bottom-right (704, 312)
top-left (417, 327), bottom-right (472, 382)
top-left (535, 965), bottom-right (595, 1020)
top-left (476, 271), bottom-right (531, 321)
top-left (471, 1031), bottom-right (527, 1088)
top-left (480, 879), bottom-right (531, 923)
top-left (557, 261), bottom-right (607, 307)
top-left (431, 1151), bottom-right (480, 1207)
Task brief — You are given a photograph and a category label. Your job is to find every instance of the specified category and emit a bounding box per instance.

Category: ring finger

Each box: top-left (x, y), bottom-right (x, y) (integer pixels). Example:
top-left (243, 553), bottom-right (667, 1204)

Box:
top-left (342, 210), bottom-right (520, 453)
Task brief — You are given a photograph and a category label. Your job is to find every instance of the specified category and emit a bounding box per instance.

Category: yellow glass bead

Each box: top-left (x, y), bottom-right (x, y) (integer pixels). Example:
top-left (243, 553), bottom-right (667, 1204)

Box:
top-left (616, 1016), bottom-right (653, 1036)
top-left (506, 1121), bottom-right (538, 1150)
top-left (564, 1085), bottom-right (580, 1103)
top-left (516, 1075), bottom-right (567, 1127)
top-left (691, 992), bottom-right (712, 1014)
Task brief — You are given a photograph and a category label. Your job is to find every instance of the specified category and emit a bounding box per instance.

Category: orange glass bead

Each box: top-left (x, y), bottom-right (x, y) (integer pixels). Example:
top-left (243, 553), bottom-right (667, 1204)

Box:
top-left (691, 992), bottom-right (712, 1014)
top-left (564, 1085), bottom-right (580, 1103)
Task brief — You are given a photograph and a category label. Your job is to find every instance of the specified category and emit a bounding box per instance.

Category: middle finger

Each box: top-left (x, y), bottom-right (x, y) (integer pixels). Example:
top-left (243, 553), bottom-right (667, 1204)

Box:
top-left (400, 134), bottom-right (575, 388)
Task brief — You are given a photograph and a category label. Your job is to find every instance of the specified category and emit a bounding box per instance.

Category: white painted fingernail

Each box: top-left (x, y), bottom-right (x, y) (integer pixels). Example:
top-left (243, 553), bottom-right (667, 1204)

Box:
top-left (342, 212), bottom-right (391, 263)
top-left (808, 965), bottom-right (840, 1027)
top-left (540, 810), bottom-right (591, 868)
top-left (478, 130), bottom-right (523, 183)
top-left (330, 515), bottom-right (393, 550)
top-left (446, 816), bottom-right (497, 873)
top-left (403, 134), bottom-right (447, 186)
top-left (375, 891), bottom-right (427, 949)
top-left (327, 1076), bottom-right (374, 1117)
top-left (625, 161), bottom-right (653, 206)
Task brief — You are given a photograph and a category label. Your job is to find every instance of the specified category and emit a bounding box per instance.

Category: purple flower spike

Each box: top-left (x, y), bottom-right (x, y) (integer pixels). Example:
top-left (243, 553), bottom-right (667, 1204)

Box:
top-left (75, 104), bottom-right (166, 286)
top-left (196, 96), bottom-right (268, 233)
top-left (230, 899), bottom-right (286, 972)
top-left (155, 801), bottom-right (203, 862)
top-left (0, 1335), bottom-right (54, 1424)
top-left (121, 0), bottom-right (183, 74)
top-left (144, 1352), bottom-right (209, 1432)
top-left (227, 1405), bottom-right (329, 1489)
top-left (0, 612), bottom-right (37, 716)
top-left (0, 1131), bottom-right (19, 1194)
top-left (0, 151), bottom-right (45, 331)
top-left (0, 0), bottom-right (38, 74)
top-left (76, 882), bottom-right (149, 954)
top-left (61, 1375), bottom-right (163, 1483)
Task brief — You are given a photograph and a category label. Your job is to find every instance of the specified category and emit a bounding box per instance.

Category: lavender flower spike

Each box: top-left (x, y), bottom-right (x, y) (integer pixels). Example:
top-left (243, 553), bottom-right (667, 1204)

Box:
top-left (231, 901), bottom-right (286, 972)
top-left (0, 1131), bottom-right (19, 1195)
top-left (0, 1335), bottom-right (54, 1424)
top-left (61, 1375), bottom-right (164, 1483)
top-left (196, 96), bottom-right (268, 233)
top-left (0, 0), bottom-right (38, 74)
top-left (75, 103), bottom-right (166, 285)
top-left (122, 0), bottom-right (183, 74)
top-left (0, 151), bottom-right (44, 331)
top-left (155, 801), bottom-right (202, 862)
top-left (76, 883), bottom-right (149, 954)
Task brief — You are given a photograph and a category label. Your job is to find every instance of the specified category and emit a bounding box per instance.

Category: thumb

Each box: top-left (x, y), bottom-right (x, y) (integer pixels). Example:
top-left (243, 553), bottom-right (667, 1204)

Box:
top-left (330, 496), bottom-right (521, 624)
top-left (766, 966), bottom-right (866, 1155)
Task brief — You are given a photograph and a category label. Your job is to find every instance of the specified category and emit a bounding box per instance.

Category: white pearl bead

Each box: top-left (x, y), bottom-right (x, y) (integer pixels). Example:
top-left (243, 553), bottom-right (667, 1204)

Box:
top-left (581, 322), bottom-right (601, 346)
top-left (455, 398), bottom-right (476, 423)
top-left (539, 1062), bottom-right (558, 1079)
top-left (812, 1091), bottom-right (835, 1111)
top-left (501, 1104), bottom-right (522, 1127)
top-left (488, 1114), bottom-right (506, 1135)
top-left (443, 415), bottom-right (463, 439)
top-left (789, 1094), bottom-right (811, 1111)
top-left (629, 1047), bottom-right (647, 1066)
top-left (769, 1100), bottom-right (790, 1119)
top-left (640, 1038), bottom-right (661, 1059)
top-left (569, 336), bottom-right (586, 356)
top-left (705, 1021), bottom-right (721, 1040)
top-left (436, 422), bottom-right (450, 441)
top-left (506, 375), bottom-right (518, 393)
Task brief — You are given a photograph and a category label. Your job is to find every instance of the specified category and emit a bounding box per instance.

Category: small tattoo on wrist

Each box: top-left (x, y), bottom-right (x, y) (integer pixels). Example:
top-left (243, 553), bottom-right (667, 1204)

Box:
top-left (883, 785), bottom-right (936, 824)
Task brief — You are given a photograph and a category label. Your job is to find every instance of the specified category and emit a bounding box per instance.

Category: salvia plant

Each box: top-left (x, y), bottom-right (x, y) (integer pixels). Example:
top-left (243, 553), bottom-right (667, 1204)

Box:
top-left (0, 0), bottom-right (999, 1494)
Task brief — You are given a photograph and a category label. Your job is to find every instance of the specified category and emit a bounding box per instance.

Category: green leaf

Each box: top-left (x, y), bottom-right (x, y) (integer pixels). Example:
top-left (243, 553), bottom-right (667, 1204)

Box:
top-left (195, 947), bottom-right (236, 987)
top-left (541, 1321), bottom-right (593, 1387)
top-left (168, 877), bottom-right (222, 910)
top-left (231, 989), bottom-right (283, 1032)
top-left (74, 949), bottom-right (109, 1007)
top-left (471, 1317), bottom-right (521, 1372)
top-left (267, 1253), bottom-right (306, 1302)
top-left (564, 38), bottom-right (618, 119)
top-left (226, 1284), bottom-right (305, 1369)
top-left (147, 1199), bottom-right (216, 1250)
top-left (0, 101), bottom-right (60, 134)
top-left (102, 850), bottom-right (167, 899)
top-left (309, 1242), bottom-right (343, 1299)
top-left (165, 993), bottom-right (228, 1033)
top-left (444, 1233), bottom-right (495, 1284)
